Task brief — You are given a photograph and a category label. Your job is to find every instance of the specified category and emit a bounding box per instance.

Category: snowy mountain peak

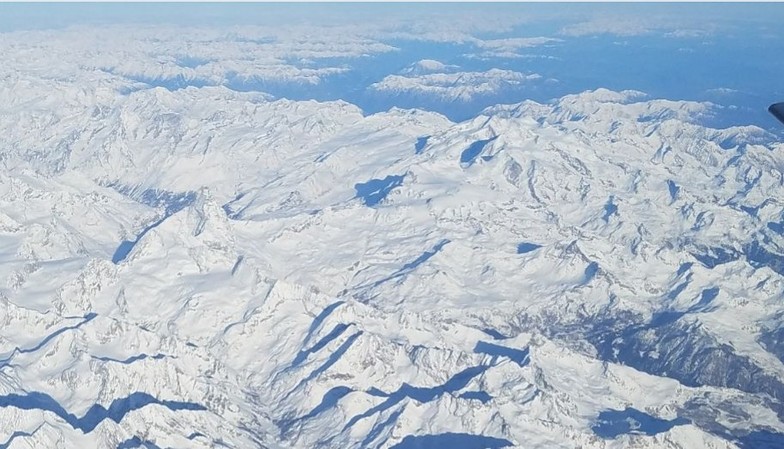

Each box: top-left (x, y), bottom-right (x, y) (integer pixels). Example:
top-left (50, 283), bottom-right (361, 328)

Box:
top-left (400, 59), bottom-right (460, 75)
top-left (1, 32), bottom-right (783, 448)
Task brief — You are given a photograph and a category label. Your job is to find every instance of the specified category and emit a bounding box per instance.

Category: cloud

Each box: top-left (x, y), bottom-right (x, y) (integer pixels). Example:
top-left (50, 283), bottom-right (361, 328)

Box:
top-left (560, 18), bottom-right (653, 37)
top-left (706, 87), bottom-right (740, 95)
top-left (0, 25), bottom-right (397, 89)
top-left (464, 52), bottom-right (560, 61)
top-left (558, 15), bottom-right (718, 38)
top-left (0, 21), bottom-right (554, 95)
top-left (464, 36), bottom-right (561, 59)
top-left (664, 29), bottom-right (713, 39)
top-left (476, 37), bottom-right (562, 52)
top-left (369, 69), bottom-right (542, 102)
top-left (371, 9), bottom-right (531, 44)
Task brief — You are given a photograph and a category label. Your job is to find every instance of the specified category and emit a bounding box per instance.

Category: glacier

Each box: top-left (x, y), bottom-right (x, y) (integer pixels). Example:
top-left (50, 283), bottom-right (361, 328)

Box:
top-left (1, 18), bottom-right (784, 449)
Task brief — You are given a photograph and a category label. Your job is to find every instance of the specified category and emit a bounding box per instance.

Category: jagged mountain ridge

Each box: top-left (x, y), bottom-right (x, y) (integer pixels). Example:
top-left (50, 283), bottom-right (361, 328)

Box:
top-left (1, 76), bottom-right (784, 449)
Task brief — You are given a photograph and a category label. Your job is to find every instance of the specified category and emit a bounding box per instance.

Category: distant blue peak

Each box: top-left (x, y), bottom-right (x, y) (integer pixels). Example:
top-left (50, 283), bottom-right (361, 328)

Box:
top-left (354, 174), bottom-right (406, 207)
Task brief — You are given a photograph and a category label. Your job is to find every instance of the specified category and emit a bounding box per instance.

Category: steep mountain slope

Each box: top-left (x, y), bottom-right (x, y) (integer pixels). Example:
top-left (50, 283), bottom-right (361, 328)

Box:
top-left (1, 67), bottom-right (784, 449)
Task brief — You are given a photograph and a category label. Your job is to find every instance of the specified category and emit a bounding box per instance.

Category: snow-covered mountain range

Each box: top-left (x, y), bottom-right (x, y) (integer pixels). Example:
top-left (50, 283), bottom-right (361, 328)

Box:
top-left (371, 65), bottom-right (542, 102)
top-left (1, 22), bottom-right (784, 449)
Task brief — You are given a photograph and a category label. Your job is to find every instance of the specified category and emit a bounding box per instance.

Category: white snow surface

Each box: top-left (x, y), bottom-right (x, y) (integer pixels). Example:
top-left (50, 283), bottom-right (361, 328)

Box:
top-left (370, 69), bottom-right (543, 102)
top-left (400, 60), bottom-right (460, 76)
top-left (0, 27), bottom-right (783, 449)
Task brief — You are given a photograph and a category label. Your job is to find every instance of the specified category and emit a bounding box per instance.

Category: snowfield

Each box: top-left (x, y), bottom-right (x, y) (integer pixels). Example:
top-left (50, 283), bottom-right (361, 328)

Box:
top-left (0, 24), bottom-right (783, 449)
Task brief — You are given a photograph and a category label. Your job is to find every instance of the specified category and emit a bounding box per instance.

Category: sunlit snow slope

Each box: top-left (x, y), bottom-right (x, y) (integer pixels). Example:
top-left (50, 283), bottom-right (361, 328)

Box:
top-left (1, 26), bottom-right (784, 449)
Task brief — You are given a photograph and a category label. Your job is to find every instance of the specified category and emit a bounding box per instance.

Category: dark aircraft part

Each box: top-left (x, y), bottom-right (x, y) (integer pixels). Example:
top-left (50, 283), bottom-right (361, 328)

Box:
top-left (770, 103), bottom-right (784, 125)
